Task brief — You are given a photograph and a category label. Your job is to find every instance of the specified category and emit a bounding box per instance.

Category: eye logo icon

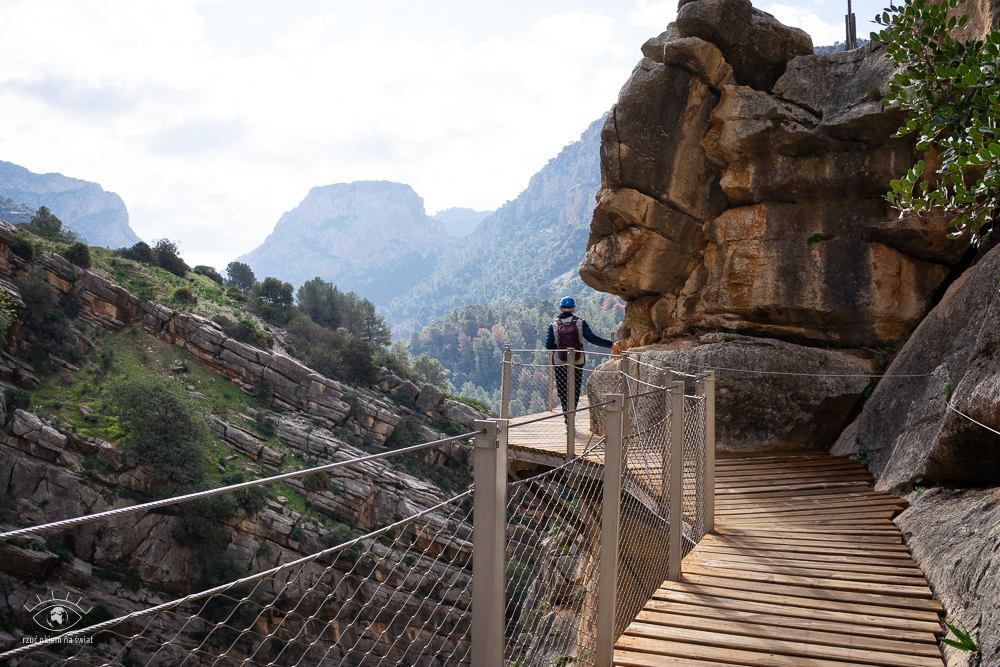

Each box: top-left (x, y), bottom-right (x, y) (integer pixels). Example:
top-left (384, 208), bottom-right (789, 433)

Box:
top-left (29, 592), bottom-right (90, 632)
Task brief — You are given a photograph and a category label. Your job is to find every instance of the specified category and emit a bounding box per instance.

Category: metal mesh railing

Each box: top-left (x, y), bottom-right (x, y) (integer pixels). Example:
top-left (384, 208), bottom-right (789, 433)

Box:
top-left (502, 440), bottom-right (606, 667)
top-left (0, 433), bottom-right (482, 667)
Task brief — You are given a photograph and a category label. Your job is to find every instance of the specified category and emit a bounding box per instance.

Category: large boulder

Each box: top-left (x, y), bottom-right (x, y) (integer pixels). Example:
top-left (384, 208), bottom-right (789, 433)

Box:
top-left (581, 188), bottom-right (706, 299)
top-left (895, 487), bottom-right (1000, 667)
top-left (675, 0), bottom-right (813, 90)
top-left (589, 334), bottom-right (873, 451)
top-left (853, 244), bottom-right (1000, 492)
top-left (600, 58), bottom-right (727, 222)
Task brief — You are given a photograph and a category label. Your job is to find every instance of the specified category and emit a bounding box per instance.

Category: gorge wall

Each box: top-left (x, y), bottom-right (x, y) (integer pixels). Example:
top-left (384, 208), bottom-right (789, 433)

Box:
top-left (582, 1), bottom-right (1000, 662)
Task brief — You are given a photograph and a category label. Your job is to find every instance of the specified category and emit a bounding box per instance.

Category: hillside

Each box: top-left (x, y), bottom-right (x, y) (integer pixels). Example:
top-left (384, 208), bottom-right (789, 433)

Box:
top-left (0, 160), bottom-right (140, 249)
top-left (236, 181), bottom-right (456, 306)
top-left (0, 219), bottom-right (488, 664)
top-left (384, 116), bottom-right (605, 337)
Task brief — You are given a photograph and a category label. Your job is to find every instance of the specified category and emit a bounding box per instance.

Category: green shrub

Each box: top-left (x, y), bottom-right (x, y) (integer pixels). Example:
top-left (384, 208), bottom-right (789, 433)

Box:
top-left (302, 471), bottom-right (329, 493)
top-left (153, 239), bottom-right (189, 277)
top-left (116, 241), bottom-right (153, 264)
top-left (193, 265), bottom-right (224, 284)
top-left (107, 374), bottom-right (211, 484)
top-left (64, 242), bottom-right (91, 269)
top-left (4, 388), bottom-right (32, 412)
top-left (10, 235), bottom-right (35, 261)
top-left (173, 287), bottom-right (196, 304)
top-left (172, 492), bottom-right (237, 549)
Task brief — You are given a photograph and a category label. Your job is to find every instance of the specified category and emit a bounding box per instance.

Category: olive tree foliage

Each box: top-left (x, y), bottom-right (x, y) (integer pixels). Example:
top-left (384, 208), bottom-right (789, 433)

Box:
top-left (20, 206), bottom-right (78, 242)
top-left (108, 374), bottom-right (211, 485)
top-left (876, 0), bottom-right (1000, 243)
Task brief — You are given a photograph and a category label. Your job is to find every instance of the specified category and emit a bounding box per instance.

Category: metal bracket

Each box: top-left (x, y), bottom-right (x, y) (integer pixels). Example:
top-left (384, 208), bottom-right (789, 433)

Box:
top-left (474, 419), bottom-right (499, 448)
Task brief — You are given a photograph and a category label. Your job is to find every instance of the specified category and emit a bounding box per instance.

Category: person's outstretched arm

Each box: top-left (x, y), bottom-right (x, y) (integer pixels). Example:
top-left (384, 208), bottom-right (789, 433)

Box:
top-left (582, 320), bottom-right (613, 348)
top-left (544, 323), bottom-right (556, 350)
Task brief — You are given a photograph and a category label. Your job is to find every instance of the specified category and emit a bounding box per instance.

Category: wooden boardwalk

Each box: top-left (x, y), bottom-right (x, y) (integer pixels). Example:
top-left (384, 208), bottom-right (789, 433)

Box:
top-left (613, 450), bottom-right (946, 667)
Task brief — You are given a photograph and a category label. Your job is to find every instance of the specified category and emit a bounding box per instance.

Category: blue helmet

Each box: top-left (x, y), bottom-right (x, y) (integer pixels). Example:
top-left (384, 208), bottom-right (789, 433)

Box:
top-left (559, 296), bottom-right (575, 308)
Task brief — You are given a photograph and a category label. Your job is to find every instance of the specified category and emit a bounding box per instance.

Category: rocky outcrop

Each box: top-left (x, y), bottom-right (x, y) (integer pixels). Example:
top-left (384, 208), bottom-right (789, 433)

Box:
top-left (847, 244), bottom-right (1000, 493)
top-left (588, 335), bottom-right (873, 451)
top-left (896, 488), bottom-right (1000, 667)
top-left (676, 0), bottom-right (813, 90)
top-left (583, 12), bottom-right (963, 349)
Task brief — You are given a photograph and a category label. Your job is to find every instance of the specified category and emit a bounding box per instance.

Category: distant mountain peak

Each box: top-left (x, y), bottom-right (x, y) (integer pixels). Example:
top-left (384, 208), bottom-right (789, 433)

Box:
top-left (237, 180), bottom-right (456, 305)
top-left (0, 160), bottom-right (140, 248)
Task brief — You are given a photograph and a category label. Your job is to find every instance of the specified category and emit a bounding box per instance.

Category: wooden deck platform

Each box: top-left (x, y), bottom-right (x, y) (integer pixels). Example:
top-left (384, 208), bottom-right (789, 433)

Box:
top-left (613, 450), bottom-right (946, 667)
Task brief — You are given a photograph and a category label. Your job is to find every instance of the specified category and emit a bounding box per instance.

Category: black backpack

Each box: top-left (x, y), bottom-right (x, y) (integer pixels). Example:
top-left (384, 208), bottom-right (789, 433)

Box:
top-left (552, 316), bottom-right (585, 364)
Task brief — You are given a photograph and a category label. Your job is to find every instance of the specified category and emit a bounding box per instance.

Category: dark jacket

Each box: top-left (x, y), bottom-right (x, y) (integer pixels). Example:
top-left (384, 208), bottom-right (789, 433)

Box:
top-left (545, 312), bottom-right (613, 352)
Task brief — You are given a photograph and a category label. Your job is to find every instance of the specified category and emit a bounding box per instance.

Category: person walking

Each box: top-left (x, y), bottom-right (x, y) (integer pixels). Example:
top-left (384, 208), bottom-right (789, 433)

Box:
top-left (544, 297), bottom-right (616, 417)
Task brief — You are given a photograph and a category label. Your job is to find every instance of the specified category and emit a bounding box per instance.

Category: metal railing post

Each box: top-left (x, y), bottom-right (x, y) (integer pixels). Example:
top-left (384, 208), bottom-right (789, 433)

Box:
top-left (548, 353), bottom-right (554, 412)
top-left (472, 419), bottom-right (507, 667)
top-left (705, 370), bottom-right (716, 533)
top-left (620, 351), bottom-right (630, 393)
top-left (595, 394), bottom-right (624, 667)
top-left (501, 346), bottom-right (512, 420)
top-left (566, 348), bottom-right (576, 459)
top-left (659, 370), bottom-right (672, 515)
top-left (667, 380), bottom-right (685, 582)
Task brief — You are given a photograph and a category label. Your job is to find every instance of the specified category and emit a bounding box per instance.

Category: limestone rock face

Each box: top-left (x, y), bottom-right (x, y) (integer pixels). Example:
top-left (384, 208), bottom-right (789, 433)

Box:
top-left (853, 244), bottom-right (1000, 493)
top-left (895, 487), bottom-right (1000, 667)
top-left (589, 334), bottom-right (873, 451)
top-left (600, 58), bottom-right (727, 222)
top-left (583, 17), bottom-right (964, 350)
top-left (675, 0), bottom-right (813, 91)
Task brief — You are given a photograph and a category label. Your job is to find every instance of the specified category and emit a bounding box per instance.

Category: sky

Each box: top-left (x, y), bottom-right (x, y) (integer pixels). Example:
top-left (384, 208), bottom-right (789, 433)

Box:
top-left (0, 0), bottom-right (892, 270)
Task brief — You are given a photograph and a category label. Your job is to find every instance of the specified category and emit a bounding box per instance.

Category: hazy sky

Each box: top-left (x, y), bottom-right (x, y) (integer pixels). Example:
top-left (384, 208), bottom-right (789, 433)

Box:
top-left (0, 0), bottom-right (891, 269)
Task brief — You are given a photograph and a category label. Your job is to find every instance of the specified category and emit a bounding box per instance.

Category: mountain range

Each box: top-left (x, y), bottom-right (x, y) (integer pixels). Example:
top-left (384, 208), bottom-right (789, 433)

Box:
top-left (236, 181), bottom-right (458, 306)
top-left (238, 116), bottom-right (605, 337)
top-left (0, 160), bottom-right (141, 248)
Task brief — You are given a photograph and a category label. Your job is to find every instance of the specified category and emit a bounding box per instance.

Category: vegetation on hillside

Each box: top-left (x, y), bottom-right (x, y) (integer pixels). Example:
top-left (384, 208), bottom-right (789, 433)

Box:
top-left (876, 0), bottom-right (1000, 244)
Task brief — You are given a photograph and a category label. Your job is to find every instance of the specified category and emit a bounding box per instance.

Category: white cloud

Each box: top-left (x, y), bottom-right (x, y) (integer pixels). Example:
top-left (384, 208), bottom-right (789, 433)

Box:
top-left (763, 3), bottom-right (842, 46)
top-left (0, 1), bottom-right (660, 269)
top-left (629, 0), bottom-right (676, 29)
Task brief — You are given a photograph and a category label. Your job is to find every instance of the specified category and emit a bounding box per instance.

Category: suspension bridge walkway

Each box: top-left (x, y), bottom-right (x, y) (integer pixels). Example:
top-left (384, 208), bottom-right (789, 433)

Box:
top-left (0, 348), bottom-right (947, 667)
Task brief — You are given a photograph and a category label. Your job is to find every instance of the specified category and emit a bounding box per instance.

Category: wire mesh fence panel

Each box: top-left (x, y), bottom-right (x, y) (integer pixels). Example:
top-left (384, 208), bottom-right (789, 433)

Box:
top-left (2, 492), bottom-right (476, 667)
top-left (503, 438), bottom-right (607, 667)
top-left (614, 367), bottom-right (671, 638)
top-left (683, 393), bottom-right (709, 550)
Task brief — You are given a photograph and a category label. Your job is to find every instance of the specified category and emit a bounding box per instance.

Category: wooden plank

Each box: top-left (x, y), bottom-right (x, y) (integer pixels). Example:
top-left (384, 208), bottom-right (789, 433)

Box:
top-left (620, 622), bottom-right (945, 667)
top-left (713, 522), bottom-right (901, 535)
top-left (715, 469), bottom-right (869, 483)
top-left (717, 489), bottom-right (897, 501)
top-left (716, 468), bottom-right (872, 482)
top-left (680, 573), bottom-right (942, 611)
top-left (704, 532), bottom-right (907, 548)
top-left (645, 591), bottom-right (943, 638)
top-left (613, 649), bottom-right (761, 667)
top-left (715, 496), bottom-right (903, 510)
top-left (684, 564), bottom-right (933, 596)
top-left (686, 559), bottom-right (928, 586)
top-left (717, 508), bottom-right (899, 522)
top-left (700, 541), bottom-right (911, 559)
top-left (715, 499), bottom-right (907, 514)
top-left (689, 553), bottom-right (924, 576)
top-left (694, 545), bottom-right (923, 568)
top-left (718, 481), bottom-right (874, 495)
top-left (634, 606), bottom-right (942, 657)
top-left (655, 581), bottom-right (942, 623)
top-left (718, 474), bottom-right (873, 490)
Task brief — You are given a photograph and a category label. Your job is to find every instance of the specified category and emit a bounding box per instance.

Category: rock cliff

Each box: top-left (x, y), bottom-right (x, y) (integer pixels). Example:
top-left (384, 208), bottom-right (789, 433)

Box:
top-left (0, 216), bottom-right (488, 664)
top-left (0, 160), bottom-right (141, 249)
top-left (584, 1), bottom-right (1000, 661)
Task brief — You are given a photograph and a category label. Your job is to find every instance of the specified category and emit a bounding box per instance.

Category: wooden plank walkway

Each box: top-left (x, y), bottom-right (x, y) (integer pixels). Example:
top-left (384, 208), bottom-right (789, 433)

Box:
top-left (613, 450), bottom-right (946, 667)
